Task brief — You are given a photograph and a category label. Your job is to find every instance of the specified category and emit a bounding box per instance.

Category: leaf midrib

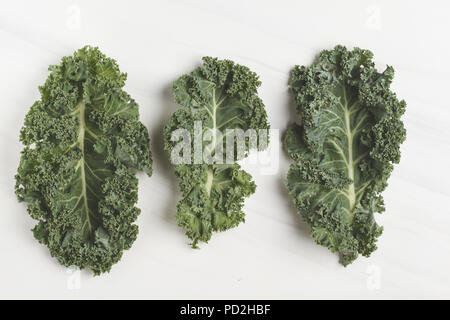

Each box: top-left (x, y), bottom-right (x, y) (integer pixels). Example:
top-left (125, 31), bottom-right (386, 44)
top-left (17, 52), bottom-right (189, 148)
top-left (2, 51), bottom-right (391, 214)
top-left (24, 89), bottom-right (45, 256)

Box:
top-left (342, 87), bottom-right (356, 216)
top-left (336, 84), bottom-right (373, 221)
top-left (202, 84), bottom-right (238, 198)
top-left (204, 86), bottom-right (220, 197)
top-left (75, 100), bottom-right (93, 235)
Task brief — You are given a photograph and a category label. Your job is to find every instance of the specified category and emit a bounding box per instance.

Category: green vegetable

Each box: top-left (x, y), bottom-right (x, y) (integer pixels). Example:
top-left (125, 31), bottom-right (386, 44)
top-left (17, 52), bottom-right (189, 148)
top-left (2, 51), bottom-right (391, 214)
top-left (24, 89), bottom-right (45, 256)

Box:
top-left (284, 45), bottom-right (406, 266)
top-left (15, 46), bottom-right (152, 274)
top-left (164, 57), bottom-right (269, 247)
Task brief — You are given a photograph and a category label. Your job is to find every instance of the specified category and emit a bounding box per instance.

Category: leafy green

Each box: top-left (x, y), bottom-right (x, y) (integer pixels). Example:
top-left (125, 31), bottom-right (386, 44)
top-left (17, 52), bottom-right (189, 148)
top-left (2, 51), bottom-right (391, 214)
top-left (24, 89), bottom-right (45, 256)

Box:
top-left (15, 46), bottom-right (152, 275)
top-left (284, 45), bottom-right (406, 266)
top-left (164, 57), bottom-right (269, 247)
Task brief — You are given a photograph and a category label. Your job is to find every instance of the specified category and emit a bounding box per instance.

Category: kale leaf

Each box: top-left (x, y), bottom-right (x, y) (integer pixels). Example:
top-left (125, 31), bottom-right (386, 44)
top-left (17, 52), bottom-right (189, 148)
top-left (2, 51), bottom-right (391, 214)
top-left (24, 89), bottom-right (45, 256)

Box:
top-left (15, 46), bottom-right (152, 274)
top-left (285, 45), bottom-right (406, 266)
top-left (164, 57), bottom-right (269, 247)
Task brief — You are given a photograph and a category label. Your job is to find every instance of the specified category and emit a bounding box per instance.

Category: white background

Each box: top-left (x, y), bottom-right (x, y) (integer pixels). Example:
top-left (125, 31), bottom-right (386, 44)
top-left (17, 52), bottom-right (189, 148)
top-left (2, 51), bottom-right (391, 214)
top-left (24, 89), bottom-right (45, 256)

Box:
top-left (1, 0), bottom-right (449, 299)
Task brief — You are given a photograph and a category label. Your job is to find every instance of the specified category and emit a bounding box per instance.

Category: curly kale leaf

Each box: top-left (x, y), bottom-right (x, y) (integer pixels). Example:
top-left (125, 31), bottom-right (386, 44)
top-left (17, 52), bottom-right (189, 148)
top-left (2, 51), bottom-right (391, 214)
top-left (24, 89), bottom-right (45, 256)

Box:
top-left (15, 46), bottom-right (152, 275)
top-left (285, 45), bottom-right (406, 266)
top-left (164, 57), bottom-right (269, 247)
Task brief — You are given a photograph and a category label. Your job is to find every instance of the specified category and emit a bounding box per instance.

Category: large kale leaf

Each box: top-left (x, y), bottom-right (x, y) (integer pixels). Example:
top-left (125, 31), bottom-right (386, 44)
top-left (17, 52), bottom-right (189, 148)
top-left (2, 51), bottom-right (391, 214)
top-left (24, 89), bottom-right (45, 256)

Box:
top-left (285, 46), bottom-right (406, 266)
top-left (15, 46), bottom-right (152, 274)
top-left (164, 57), bottom-right (269, 247)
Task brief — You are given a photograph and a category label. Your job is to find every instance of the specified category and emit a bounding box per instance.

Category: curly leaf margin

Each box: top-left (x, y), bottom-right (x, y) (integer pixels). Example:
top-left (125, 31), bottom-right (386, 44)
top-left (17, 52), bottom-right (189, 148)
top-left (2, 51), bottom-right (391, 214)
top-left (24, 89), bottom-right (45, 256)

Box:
top-left (164, 57), bottom-right (270, 247)
top-left (284, 45), bottom-right (406, 266)
top-left (15, 46), bottom-right (152, 275)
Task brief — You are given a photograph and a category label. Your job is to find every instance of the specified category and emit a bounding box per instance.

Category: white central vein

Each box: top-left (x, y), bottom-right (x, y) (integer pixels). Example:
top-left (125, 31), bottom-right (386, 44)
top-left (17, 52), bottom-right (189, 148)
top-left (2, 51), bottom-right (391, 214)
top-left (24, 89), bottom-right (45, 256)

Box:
top-left (342, 86), bottom-right (356, 217)
top-left (76, 100), bottom-right (92, 233)
top-left (204, 88), bottom-right (218, 196)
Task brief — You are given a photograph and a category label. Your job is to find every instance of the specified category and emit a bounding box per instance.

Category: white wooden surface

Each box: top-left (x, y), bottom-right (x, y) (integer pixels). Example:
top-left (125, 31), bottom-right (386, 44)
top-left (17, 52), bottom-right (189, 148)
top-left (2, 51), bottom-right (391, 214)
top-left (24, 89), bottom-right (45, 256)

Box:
top-left (1, 0), bottom-right (449, 299)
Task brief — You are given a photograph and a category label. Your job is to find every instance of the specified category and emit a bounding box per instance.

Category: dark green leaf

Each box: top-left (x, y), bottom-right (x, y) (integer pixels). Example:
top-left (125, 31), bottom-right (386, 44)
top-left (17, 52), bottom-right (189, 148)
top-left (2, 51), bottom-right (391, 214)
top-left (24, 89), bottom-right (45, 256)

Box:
top-left (15, 46), bottom-right (152, 274)
top-left (165, 57), bottom-right (269, 247)
top-left (285, 45), bottom-right (406, 266)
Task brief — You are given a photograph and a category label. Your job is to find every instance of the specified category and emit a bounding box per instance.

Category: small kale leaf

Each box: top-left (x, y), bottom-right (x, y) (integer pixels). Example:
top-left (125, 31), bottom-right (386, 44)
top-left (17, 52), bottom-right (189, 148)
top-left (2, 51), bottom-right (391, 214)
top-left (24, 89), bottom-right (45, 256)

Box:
top-left (164, 57), bottom-right (269, 247)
